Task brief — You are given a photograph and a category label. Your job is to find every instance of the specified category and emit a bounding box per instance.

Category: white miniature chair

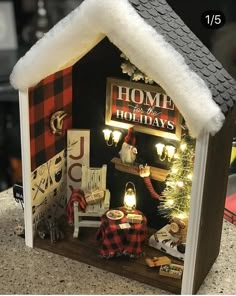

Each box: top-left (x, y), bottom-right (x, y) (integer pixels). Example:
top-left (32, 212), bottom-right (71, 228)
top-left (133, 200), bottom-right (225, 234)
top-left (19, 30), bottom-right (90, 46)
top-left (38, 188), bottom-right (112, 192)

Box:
top-left (73, 164), bottom-right (110, 238)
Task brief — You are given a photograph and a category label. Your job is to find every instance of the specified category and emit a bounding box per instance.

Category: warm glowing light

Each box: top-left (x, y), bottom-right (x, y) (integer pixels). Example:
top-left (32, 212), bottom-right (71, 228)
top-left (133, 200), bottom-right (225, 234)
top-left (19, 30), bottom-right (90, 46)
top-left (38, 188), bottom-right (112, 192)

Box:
top-left (112, 130), bottom-right (122, 146)
top-left (155, 143), bottom-right (165, 156)
top-left (176, 212), bottom-right (187, 220)
top-left (171, 168), bottom-right (178, 174)
top-left (174, 153), bottom-right (179, 159)
top-left (156, 143), bottom-right (176, 162)
top-left (124, 182), bottom-right (136, 211)
top-left (165, 145), bottom-right (176, 161)
top-left (159, 135), bottom-right (195, 222)
top-left (124, 191), bottom-right (136, 208)
top-left (180, 143), bottom-right (187, 151)
top-left (103, 129), bottom-right (112, 141)
top-left (176, 181), bottom-right (184, 188)
top-left (166, 199), bottom-right (174, 206)
top-left (187, 174), bottom-right (193, 180)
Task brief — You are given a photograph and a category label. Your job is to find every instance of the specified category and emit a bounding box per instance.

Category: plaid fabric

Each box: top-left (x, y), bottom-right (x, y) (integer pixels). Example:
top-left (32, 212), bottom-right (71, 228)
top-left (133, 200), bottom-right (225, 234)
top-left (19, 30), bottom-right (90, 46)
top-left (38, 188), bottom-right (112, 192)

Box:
top-left (96, 208), bottom-right (147, 258)
top-left (111, 84), bottom-right (177, 133)
top-left (29, 67), bottom-right (73, 171)
top-left (66, 189), bottom-right (86, 224)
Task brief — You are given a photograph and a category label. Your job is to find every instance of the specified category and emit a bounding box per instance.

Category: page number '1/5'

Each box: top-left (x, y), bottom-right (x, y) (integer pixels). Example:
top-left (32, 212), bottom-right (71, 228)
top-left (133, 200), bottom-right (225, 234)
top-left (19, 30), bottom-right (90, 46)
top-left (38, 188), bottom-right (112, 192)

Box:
top-left (201, 10), bottom-right (225, 29)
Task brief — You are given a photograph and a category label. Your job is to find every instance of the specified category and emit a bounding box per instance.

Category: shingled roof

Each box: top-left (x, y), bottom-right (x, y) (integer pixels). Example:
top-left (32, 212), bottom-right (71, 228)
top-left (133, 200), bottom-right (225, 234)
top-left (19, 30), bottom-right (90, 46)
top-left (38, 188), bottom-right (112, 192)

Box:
top-left (10, 0), bottom-right (234, 138)
top-left (129, 0), bottom-right (236, 114)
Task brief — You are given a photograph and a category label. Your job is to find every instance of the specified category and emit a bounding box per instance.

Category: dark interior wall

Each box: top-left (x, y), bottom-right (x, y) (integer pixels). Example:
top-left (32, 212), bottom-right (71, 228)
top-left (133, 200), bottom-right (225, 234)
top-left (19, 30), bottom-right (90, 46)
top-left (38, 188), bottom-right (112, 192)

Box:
top-left (72, 38), bottom-right (171, 229)
top-left (72, 38), bottom-right (177, 165)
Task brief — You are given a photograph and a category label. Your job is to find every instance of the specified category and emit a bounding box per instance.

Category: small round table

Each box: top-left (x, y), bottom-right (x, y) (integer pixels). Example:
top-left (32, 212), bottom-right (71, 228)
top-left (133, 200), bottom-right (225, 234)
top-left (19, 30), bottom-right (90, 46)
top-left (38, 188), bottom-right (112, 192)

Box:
top-left (96, 208), bottom-right (147, 258)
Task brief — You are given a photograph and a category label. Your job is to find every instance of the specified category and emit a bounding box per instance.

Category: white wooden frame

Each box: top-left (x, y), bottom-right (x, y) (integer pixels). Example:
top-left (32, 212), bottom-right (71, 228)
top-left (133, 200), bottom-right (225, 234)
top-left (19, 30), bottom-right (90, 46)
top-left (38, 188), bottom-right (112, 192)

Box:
top-left (182, 131), bottom-right (209, 294)
top-left (19, 89), bottom-right (33, 247)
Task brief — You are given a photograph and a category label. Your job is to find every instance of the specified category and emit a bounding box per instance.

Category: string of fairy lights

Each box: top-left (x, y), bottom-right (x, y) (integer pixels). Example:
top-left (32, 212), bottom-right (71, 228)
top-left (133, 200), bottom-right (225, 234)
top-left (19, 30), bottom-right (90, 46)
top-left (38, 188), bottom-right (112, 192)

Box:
top-left (159, 136), bottom-right (195, 220)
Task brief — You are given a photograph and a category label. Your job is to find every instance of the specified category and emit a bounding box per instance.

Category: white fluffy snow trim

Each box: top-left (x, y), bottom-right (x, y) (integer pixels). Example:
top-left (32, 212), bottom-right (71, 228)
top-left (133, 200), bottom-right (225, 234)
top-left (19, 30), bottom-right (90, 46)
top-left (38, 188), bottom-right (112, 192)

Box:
top-left (10, 0), bottom-right (225, 138)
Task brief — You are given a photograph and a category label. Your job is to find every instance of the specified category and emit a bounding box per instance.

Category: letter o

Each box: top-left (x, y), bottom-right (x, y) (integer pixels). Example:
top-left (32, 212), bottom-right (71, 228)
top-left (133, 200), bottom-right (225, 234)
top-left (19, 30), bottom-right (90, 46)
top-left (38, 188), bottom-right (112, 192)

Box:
top-left (131, 89), bottom-right (144, 104)
top-left (124, 112), bottom-right (133, 121)
top-left (68, 163), bottom-right (82, 182)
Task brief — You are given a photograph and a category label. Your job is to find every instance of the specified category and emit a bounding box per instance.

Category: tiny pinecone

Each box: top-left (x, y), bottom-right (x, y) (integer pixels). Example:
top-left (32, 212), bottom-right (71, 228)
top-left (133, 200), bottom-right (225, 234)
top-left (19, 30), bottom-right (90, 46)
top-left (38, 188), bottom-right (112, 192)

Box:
top-left (159, 135), bottom-right (195, 220)
top-left (120, 53), bottom-right (154, 84)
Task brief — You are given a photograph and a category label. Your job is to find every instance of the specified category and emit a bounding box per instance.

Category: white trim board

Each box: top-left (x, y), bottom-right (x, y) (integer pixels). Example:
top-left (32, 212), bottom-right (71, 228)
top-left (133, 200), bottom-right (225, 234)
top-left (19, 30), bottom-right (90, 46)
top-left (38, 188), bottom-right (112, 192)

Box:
top-left (181, 131), bottom-right (209, 294)
top-left (19, 90), bottom-right (33, 248)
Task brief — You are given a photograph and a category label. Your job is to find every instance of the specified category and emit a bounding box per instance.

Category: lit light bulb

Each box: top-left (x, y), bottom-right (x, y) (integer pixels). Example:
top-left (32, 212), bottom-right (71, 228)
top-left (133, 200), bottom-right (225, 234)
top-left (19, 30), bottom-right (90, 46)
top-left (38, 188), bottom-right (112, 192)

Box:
top-left (165, 145), bottom-right (176, 161)
top-left (167, 199), bottom-right (174, 206)
top-left (187, 174), bottom-right (193, 180)
top-left (174, 153), bottom-right (179, 159)
top-left (124, 182), bottom-right (136, 211)
top-left (176, 212), bottom-right (187, 220)
top-left (112, 130), bottom-right (122, 146)
top-left (172, 168), bottom-right (178, 174)
top-left (155, 143), bottom-right (165, 156)
top-left (180, 143), bottom-right (187, 151)
top-left (103, 129), bottom-right (112, 141)
top-left (176, 181), bottom-right (184, 188)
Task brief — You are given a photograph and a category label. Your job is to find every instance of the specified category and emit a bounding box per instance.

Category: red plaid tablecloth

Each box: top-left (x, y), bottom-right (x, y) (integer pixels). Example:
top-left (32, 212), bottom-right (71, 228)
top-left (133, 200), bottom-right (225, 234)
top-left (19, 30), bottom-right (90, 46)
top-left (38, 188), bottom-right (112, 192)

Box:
top-left (96, 208), bottom-right (147, 258)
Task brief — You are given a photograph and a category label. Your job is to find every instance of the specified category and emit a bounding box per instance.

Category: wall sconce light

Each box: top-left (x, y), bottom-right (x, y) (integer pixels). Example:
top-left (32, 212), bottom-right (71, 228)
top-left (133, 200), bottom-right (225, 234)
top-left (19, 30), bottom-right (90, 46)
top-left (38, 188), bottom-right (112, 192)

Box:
top-left (123, 181), bottom-right (136, 212)
top-left (103, 129), bottom-right (122, 147)
top-left (155, 143), bottom-right (176, 162)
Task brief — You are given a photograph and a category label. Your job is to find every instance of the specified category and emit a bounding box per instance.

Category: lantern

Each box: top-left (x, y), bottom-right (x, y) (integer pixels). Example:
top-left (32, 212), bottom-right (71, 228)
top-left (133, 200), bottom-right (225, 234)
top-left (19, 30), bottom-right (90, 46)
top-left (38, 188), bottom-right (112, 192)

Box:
top-left (123, 182), bottom-right (136, 211)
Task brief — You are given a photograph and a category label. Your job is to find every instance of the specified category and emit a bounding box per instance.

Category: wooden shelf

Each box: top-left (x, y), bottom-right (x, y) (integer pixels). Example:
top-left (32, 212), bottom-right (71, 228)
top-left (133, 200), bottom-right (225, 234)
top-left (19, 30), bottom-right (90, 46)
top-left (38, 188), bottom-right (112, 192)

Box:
top-left (111, 157), bottom-right (169, 182)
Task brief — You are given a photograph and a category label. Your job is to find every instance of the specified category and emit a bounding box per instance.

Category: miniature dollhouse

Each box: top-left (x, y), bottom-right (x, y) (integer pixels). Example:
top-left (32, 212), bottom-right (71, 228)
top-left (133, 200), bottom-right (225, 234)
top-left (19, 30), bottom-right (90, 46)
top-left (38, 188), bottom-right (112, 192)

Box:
top-left (10, 0), bottom-right (236, 294)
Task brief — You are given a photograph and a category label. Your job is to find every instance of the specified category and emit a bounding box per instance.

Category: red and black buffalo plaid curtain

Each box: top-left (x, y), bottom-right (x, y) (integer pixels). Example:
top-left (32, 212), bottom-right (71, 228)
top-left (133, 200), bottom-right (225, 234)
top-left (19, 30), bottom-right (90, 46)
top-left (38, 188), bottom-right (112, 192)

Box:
top-left (29, 67), bottom-right (73, 171)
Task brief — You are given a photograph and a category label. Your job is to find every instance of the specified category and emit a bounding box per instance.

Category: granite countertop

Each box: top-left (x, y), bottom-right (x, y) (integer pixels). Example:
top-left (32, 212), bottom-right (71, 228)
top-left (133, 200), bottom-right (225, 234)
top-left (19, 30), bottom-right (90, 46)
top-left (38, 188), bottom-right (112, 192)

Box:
top-left (0, 188), bottom-right (235, 295)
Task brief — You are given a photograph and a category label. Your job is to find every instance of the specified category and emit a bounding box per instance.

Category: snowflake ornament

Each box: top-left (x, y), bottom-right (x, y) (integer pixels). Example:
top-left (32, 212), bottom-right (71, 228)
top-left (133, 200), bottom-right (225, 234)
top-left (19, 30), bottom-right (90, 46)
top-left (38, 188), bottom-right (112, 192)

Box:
top-left (133, 71), bottom-right (144, 81)
top-left (120, 53), bottom-right (129, 60)
top-left (144, 76), bottom-right (154, 84)
top-left (121, 62), bottom-right (136, 76)
top-left (120, 53), bottom-right (154, 84)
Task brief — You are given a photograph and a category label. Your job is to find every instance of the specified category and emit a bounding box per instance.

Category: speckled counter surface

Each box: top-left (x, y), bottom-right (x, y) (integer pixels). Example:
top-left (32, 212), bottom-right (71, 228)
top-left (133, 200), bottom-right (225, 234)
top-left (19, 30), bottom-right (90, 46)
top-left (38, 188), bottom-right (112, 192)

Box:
top-left (0, 188), bottom-right (235, 295)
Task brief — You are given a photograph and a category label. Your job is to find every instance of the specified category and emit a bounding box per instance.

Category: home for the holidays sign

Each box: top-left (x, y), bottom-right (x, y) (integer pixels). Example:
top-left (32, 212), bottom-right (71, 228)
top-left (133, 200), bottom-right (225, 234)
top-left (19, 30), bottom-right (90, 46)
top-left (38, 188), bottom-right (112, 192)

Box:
top-left (106, 78), bottom-right (182, 140)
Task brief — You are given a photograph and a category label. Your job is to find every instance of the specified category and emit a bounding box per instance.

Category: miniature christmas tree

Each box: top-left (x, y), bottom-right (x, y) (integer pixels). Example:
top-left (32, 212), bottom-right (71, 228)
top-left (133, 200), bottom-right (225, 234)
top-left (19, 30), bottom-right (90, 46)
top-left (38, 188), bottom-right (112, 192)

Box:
top-left (159, 135), bottom-right (195, 243)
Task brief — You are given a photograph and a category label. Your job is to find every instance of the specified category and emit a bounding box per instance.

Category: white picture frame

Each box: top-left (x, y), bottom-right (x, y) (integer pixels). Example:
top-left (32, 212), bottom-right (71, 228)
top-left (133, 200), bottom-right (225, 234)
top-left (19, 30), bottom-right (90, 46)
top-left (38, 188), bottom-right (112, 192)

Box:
top-left (0, 1), bottom-right (18, 49)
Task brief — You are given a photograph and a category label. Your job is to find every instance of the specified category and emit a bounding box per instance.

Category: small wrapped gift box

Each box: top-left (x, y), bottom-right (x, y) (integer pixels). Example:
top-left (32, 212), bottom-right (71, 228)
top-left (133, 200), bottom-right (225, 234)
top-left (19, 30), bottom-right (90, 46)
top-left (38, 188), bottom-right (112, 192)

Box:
top-left (159, 263), bottom-right (184, 279)
top-left (84, 189), bottom-right (104, 205)
top-left (126, 213), bottom-right (142, 223)
top-left (145, 256), bottom-right (171, 267)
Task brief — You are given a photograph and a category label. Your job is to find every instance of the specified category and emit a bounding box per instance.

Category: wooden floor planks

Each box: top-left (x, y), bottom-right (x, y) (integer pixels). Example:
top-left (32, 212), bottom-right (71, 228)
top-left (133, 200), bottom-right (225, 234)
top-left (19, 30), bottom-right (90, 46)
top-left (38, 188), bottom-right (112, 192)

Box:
top-left (35, 227), bottom-right (182, 294)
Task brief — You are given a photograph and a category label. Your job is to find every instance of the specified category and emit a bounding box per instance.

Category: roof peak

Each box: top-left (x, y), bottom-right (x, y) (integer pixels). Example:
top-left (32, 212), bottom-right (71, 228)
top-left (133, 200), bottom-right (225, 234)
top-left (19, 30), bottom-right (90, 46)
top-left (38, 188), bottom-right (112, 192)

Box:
top-left (10, 0), bottom-right (227, 137)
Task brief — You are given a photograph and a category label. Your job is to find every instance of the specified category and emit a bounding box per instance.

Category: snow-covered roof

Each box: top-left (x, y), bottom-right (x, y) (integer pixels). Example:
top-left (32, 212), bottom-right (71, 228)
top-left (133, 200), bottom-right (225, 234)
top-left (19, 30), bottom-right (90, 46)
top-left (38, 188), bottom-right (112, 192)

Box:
top-left (11, 0), bottom-right (236, 138)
